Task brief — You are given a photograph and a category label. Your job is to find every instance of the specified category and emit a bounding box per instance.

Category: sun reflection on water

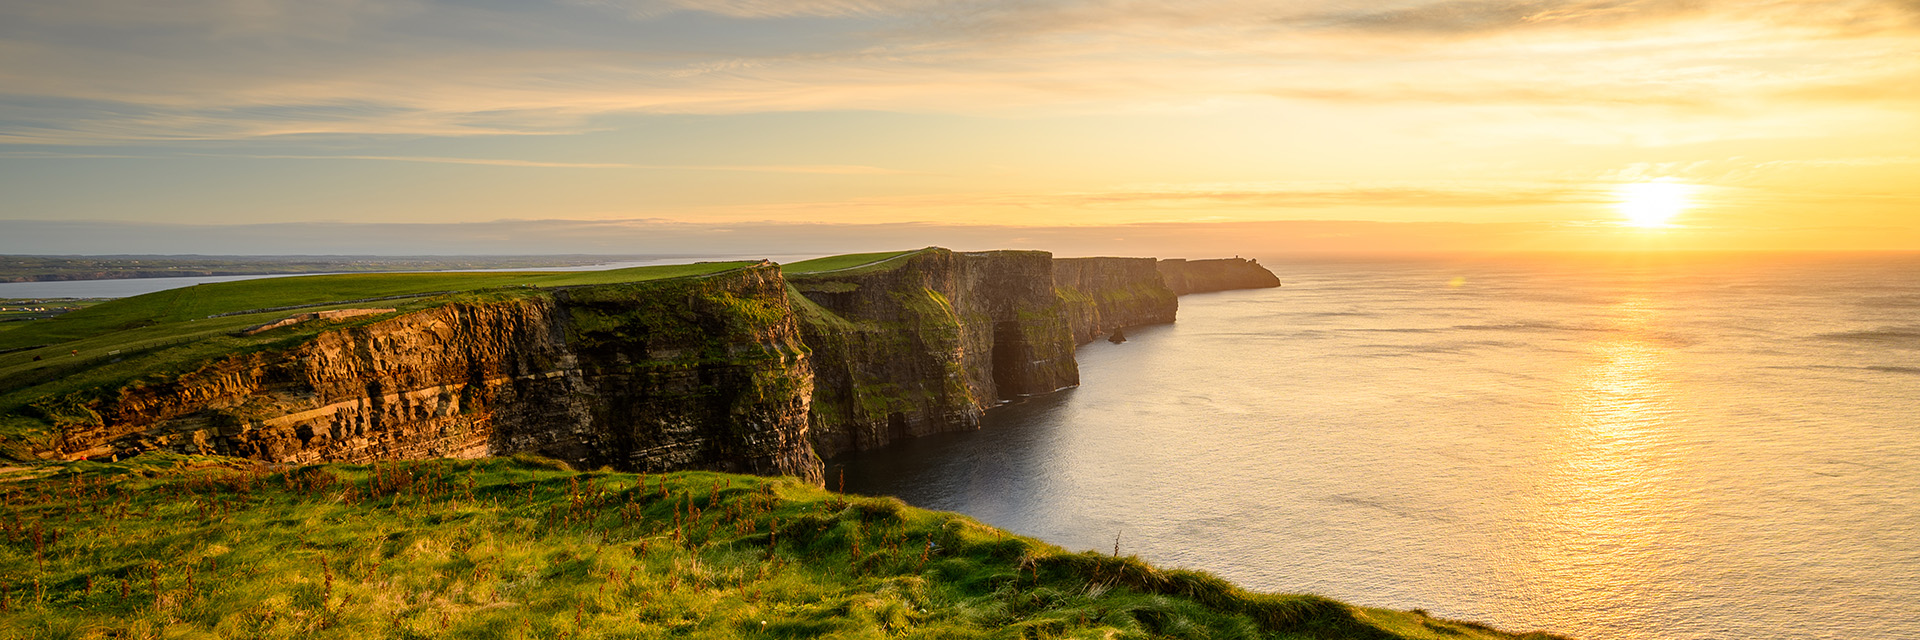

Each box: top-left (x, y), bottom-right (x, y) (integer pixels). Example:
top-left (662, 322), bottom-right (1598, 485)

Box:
top-left (1499, 292), bottom-right (1703, 631)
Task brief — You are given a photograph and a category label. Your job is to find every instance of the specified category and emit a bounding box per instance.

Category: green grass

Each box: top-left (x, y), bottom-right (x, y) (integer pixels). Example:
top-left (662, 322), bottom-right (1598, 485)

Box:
top-left (0, 300), bottom-right (108, 326)
top-left (0, 263), bottom-right (755, 390)
top-left (0, 454), bottom-right (1563, 640)
top-left (0, 262), bottom-right (755, 353)
top-left (0, 263), bottom-right (758, 454)
top-left (780, 251), bottom-right (920, 275)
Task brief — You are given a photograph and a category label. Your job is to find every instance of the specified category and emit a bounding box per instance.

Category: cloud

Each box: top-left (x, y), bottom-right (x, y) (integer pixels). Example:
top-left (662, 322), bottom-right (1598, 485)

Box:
top-left (5, 216), bottom-right (1913, 257)
top-left (2, 0), bottom-right (1918, 145)
top-left (1298, 0), bottom-right (1920, 35)
top-left (573, 0), bottom-right (945, 19)
top-left (609, 181), bottom-right (1619, 228)
top-left (1748, 156), bottom-right (1920, 169)
top-left (226, 154), bottom-right (910, 173)
top-left (1301, 0), bottom-right (1682, 34)
top-left (0, 217), bottom-right (1607, 256)
top-left (991, 183), bottom-right (1605, 209)
top-left (1264, 85), bottom-right (1714, 108)
top-left (0, 148), bottom-right (912, 174)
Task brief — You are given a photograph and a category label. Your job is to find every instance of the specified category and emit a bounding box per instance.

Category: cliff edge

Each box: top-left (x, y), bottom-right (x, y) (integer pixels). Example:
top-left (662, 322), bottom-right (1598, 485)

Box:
top-left (1157, 257), bottom-right (1282, 295)
top-left (1053, 256), bottom-right (1179, 345)
top-left (0, 263), bottom-right (822, 483)
top-left (786, 248), bottom-right (1079, 459)
top-left (2, 249), bottom-right (1281, 477)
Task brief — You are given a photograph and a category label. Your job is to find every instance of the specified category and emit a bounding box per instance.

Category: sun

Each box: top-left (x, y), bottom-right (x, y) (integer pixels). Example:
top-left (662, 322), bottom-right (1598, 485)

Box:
top-left (1613, 181), bottom-right (1694, 228)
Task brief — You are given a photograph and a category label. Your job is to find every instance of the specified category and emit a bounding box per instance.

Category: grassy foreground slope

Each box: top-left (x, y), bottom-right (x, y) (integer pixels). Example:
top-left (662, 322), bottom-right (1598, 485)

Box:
top-left (0, 455), bottom-right (1564, 640)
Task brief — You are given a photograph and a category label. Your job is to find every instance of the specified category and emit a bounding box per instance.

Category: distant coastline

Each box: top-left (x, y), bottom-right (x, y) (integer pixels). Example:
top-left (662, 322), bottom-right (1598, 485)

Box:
top-left (0, 254), bottom-right (698, 283)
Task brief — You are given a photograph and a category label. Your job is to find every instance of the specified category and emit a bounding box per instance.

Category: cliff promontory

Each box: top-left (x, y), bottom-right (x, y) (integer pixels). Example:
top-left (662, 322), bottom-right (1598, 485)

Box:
top-left (0, 263), bottom-right (822, 483)
top-left (785, 249), bottom-right (1079, 458)
top-left (1053, 256), bottom-right (1179, 344)
top-left (1, 249), bottom-right (1280, 477)
top-left (1158, 257), bottom-right (1282, 294)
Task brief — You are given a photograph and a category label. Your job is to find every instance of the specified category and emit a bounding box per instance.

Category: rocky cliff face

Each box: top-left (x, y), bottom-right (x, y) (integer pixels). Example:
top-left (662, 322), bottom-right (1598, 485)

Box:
top-left (788, 249), bottom-right (1078, 459)
top-left (13, 250), bottom-right (1281, 478)
top-left (27, 264), bottom-right (822, 483)
top-left (1156, 258), bottom-right (1282, 295)
top-left (1052, 257), bottom-right (1178, 345)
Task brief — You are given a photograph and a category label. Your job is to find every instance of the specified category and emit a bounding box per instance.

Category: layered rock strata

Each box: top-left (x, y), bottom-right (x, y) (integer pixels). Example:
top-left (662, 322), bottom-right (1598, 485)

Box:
top-left (28, 264), bottom-right (822, 482)
top-left (787, 249), bottom-right (1079, 458)
top-left (13, 250), bottom-right (1283, 479)
top-left (1156, 258), bottom-right (1282, 295)
top-left (1052, 257), bottom-right (1178, 345)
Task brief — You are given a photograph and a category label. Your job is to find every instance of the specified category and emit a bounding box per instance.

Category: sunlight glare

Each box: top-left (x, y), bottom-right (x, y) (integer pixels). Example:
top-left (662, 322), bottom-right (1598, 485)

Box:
top-left (1614, 181), bottom-right (1695, 228)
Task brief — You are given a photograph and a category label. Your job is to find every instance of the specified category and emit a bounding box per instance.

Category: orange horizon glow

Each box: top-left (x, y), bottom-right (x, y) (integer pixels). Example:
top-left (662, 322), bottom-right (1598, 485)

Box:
top-left (1, 2), bottom-right (1918, 253)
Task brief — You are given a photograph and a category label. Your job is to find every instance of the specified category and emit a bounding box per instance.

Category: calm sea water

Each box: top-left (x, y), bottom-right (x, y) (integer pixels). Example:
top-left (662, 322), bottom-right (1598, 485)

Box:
top-left (834, 253), bottom-right (1920, 640)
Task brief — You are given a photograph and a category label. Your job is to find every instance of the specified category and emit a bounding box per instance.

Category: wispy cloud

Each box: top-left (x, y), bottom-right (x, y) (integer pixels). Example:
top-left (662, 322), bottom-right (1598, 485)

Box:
top-left (3, 1), bottom-right (1917, 144)
top-left (628, 181), bottom-right (1620, 227)
top-left (1297, 0), bottom-right (1705, 35)
top-left (1001, 184), bottom-right (1605, 209)
top-left (230, 154), bottom-right (910, 173)
top-left (1749, 155), bottom-right (1920, 169)
top-left (7, 215), bottom-right (1914, 256)
top-left (1296, 0), bottom-right (1920, 35)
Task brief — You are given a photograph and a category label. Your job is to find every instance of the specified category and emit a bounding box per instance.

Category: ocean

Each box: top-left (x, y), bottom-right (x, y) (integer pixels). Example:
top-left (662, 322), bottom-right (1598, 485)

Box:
top-left (834, 252), bottom-right (1920, 640)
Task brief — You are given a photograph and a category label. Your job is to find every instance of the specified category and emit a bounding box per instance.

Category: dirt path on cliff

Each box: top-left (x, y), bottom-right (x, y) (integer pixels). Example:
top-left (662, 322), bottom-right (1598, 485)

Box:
top-left (0, 465), bottom-right (51, 482)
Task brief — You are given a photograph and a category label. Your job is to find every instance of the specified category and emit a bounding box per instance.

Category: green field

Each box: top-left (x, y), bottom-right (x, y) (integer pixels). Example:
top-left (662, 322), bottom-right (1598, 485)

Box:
top-left (0, 454), bottom-right (1558, 640)
top-left (0, 299), bottom-right (107, 326)
top-left (0, 262), bottom-right (755, 353)
top-left (780, 251), bottom-right (920, 275)
top-left (0, 255), bottom-right (656, 283)
top-left (0, 262), bottom-right (757, 452)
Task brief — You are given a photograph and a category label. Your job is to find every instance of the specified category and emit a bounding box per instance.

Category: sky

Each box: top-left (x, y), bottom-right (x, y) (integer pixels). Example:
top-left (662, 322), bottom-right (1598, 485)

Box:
top-left (2, 0), bottom-right (1918, 255)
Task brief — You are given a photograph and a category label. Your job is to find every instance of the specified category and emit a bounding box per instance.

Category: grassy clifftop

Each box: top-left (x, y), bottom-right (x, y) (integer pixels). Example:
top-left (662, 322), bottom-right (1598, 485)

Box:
top-left (0, 262), bottom-right (758, 459)
top-left (0, 455), bottom-right (1562, 640)
top-left (0, 262), bottom-right (756, 352)
top-left (780, 251), bottom-right (920, 276)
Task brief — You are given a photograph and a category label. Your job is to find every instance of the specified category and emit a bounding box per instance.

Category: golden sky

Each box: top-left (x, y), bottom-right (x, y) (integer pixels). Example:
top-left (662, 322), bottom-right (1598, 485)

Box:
top-left (2, 0), bottom-right (1917, 253)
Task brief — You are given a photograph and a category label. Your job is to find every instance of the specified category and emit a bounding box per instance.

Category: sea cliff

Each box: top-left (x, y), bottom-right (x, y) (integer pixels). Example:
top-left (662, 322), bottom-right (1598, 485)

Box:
top-left (10, 264), bottom-right (822, 483)
top-left (1158, 257), bottom-right (1283, 295)
top-left (1052, 256), bottom-right (1179, 345)
top-left (0, 255), bottom-right (1569, 639)
top-left (787, 249), bottom-right (1079, 459)
top-left (1, 249), bottom-right (1280, 478)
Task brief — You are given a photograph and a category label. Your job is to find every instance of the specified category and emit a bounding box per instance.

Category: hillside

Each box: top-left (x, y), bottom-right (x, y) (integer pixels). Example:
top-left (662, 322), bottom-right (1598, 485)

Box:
top-left (0, 454), bottom-right (1565, 640)
top-left (0, 249), bottom-right (1208, 468)
top-left (0, 262), bottom-right (754, 353)
top-left (0, 261), bottom-right (807, 475)
top-left (784, 249), bottom-right (1083, 458)
top-left (0, 256), bottom-right (652, 284)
